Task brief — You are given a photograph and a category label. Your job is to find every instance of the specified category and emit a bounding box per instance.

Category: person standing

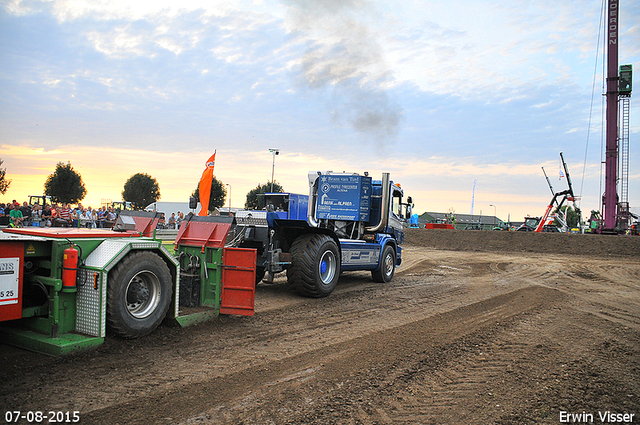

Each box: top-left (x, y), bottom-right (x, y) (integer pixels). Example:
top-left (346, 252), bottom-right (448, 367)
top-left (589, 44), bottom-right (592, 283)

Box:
top-left (82, 206), bottom-right (96, 228)
top-left (96, 206), bottom-right (106, 228)
top-left (71, 205), bottom-right (81, 227)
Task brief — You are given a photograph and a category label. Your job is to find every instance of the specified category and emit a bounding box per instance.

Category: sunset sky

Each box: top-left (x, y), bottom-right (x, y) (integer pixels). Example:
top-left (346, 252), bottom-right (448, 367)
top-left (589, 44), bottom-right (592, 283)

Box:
top-left (1, 0), bottom-right (639, 221)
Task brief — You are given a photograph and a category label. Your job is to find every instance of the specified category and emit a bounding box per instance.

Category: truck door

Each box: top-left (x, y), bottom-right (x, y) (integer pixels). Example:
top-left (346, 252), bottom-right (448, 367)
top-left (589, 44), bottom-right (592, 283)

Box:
top-left (389, 185), bottom-right (405, 232)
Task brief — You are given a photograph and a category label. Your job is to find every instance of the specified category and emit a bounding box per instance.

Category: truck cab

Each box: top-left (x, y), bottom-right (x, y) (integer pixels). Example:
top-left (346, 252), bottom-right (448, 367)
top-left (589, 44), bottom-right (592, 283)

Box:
top-left (390, 183), bottom-right (412, 238)
top-left (228, 172), bottom-right (411, 298)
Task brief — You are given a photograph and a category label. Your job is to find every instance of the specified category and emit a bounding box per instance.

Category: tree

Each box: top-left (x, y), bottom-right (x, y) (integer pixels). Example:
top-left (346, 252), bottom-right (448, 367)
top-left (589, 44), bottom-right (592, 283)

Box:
top-left (44, 161), bottom-right (87, 204)
top-left (245, 181), bottom-right (284, 209)
top-left (122, 173), bottom-right (161, 210)
top-left (192, 175), bottom-right (226, 213)
top-left (0, 159), bottom-right (11, 195)
top-left (555, 205), bottom-right (579, 229)
top-left (564, 206), bottom-right (579, 228)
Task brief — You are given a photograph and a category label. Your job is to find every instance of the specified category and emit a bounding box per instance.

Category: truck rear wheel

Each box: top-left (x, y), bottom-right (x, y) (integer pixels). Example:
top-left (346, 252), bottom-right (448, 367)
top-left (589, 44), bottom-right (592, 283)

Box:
top-left (372, 244), bottom-right (396, 283)
top-left (287, 234), bottom-right (340, 298)
top-left (107, 251), bottom-right (172, 338)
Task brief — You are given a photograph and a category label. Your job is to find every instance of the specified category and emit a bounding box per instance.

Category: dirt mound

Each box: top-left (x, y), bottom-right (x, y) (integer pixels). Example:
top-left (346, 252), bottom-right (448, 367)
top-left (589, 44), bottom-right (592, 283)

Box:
top-left (404, 228), bottom-right (640, 257)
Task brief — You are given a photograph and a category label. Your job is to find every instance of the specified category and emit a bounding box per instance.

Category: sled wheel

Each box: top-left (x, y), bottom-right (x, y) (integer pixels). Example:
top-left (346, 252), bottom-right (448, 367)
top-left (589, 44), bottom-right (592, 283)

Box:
top-left (107, 251), bottom-right (172, 338)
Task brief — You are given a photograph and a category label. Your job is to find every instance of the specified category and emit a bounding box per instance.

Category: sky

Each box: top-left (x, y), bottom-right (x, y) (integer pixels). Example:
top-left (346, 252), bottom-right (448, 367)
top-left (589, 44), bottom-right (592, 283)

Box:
top-left (1, 0), bottom-right (639, 222)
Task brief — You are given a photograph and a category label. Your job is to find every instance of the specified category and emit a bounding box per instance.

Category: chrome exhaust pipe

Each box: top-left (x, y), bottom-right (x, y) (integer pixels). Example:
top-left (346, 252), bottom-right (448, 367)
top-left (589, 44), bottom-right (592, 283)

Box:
top-left (307, 171), bottom-right (321, 227)
top-left (365, 173), bottom-right (390, 233)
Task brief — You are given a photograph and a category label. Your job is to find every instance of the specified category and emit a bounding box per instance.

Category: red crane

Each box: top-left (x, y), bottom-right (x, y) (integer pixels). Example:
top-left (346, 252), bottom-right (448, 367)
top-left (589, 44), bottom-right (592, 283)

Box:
top-left (536, 153), bottom-right (576, 232)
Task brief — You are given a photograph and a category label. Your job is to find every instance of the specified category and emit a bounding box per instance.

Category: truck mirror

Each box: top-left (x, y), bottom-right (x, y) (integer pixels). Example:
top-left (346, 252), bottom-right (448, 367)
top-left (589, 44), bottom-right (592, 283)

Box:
top-left (407, 196), bottom-right (413, 204)
top-left (189, 196), bottom-right (197, 210)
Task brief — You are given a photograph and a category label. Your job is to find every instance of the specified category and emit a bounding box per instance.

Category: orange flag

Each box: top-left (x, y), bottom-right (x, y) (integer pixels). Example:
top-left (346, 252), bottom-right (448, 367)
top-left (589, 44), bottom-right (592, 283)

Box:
top-left (198, 151), bottom-right (216, 216)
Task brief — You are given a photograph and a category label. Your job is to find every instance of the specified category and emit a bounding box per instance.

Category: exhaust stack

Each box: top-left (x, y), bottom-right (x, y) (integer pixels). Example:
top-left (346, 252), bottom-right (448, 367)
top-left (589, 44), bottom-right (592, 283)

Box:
top-left (365, 173), bottom-right (390, 233)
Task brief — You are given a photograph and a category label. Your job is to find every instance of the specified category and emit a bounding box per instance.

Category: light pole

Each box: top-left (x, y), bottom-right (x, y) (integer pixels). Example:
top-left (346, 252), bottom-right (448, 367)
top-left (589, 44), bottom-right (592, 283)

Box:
top-left (489, 204), bottom-right (496, 228)
top-left (269, 148), bottom-right (279, 192)
top-left (226, 184), bottom-right (231, 213)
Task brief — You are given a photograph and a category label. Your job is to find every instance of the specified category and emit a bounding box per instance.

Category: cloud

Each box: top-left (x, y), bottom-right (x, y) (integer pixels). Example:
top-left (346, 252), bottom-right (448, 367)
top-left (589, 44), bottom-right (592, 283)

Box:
top-left (283, 0), bottom-right (403, 142)
top-left (0, 0), bottom-right (638, 220)
top-left (380, 0), bottom-right (616, 103)
top-left (4, 0), bottom-right (241, 22)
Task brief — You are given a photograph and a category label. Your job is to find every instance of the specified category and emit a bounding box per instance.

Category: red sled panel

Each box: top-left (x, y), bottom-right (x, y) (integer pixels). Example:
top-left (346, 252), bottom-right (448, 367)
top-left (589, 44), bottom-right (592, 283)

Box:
top-left (175, 221), bottom-right (231, 251)
top-left (0, 242), bottom-right (24, 322)
top-left (220, 247), bottom-right (256, 316)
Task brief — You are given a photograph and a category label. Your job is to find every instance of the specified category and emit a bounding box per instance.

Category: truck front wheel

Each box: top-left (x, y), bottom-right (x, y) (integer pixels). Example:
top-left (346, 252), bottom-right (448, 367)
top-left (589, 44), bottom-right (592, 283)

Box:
top-left (287, 234), bottom-right (340, 298)
top-left (372, 244), bottom-right (396, 283)
top-left (107, 251), bottom-right (172, 338)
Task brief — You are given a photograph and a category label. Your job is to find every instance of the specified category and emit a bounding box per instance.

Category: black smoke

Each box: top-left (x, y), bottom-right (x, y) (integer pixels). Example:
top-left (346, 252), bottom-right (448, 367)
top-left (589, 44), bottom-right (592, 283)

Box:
top-left (285, 0), bottom-right (403, 143)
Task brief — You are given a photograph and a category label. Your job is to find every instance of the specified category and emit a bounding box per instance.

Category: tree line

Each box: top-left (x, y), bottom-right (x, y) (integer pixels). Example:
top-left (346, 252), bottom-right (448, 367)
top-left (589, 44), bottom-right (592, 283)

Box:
top-left (0, 160), bottom-right (283, 214)
top-left (0, 159), bottom-right (586, 225)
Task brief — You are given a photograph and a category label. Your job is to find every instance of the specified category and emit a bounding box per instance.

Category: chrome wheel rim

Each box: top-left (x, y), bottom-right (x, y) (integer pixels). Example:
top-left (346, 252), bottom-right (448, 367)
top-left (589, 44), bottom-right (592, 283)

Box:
top-left (384, 252), bottom-right (394, 277)
top-left (126, 270), bottom-right (161, 319)
top-left (319, 250), bottom-right (337, 284)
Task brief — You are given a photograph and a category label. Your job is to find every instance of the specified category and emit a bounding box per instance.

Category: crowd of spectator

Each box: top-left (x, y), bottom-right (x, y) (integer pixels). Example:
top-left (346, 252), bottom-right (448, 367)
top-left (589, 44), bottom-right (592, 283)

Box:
top-left (155, 211), bottom-right (186, 229)
top-left (0, 200), bottom-right (192, 231)
top-left (168, 211), bottom-right (185, 229)
top-left (0, 200), bottom-right (120, 229)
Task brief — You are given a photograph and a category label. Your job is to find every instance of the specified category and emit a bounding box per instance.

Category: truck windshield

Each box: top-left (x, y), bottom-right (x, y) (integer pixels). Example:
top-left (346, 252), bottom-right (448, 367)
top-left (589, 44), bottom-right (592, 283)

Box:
top-left (525, 218), bottom-right (539, 227)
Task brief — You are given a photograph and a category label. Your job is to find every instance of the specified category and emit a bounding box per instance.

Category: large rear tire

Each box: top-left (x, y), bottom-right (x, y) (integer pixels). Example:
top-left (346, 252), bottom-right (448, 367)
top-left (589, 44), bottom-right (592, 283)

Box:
top-left (107, 251), bottom-right (172, 338)
top-left (287, 234), bottom-right (340, 298)
top-left (372, 244), bottom-right (396, 283)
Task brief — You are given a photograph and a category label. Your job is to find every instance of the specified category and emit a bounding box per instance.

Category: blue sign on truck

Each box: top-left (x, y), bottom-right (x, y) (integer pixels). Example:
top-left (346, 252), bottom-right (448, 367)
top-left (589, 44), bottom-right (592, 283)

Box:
top-left (316, 174), bottom-right (372, 221)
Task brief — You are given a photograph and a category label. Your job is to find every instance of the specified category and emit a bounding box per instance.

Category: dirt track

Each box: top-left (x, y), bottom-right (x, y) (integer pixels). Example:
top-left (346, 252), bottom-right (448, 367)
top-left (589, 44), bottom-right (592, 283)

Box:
top-left (1, 230), bottom-right (639, 424)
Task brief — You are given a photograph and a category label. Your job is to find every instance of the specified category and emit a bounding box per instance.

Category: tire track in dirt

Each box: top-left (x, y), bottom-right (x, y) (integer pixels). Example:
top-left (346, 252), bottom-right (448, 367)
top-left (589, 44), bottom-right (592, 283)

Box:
top-left (365, 309), bottom-right (637, 424)
top-left (288, 299), bottom-right (638, 425)
top-left (77, 285), bottom-right (564, 424)
top-left (0, 259), bottom-right (497, 417)
top-left (2, 245), bottom-right (638, 424)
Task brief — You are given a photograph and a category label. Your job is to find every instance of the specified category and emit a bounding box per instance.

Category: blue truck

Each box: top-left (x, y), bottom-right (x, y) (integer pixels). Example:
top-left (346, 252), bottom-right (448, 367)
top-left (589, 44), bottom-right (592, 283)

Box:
top-left (224, 171), bottom-right (413, 297)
